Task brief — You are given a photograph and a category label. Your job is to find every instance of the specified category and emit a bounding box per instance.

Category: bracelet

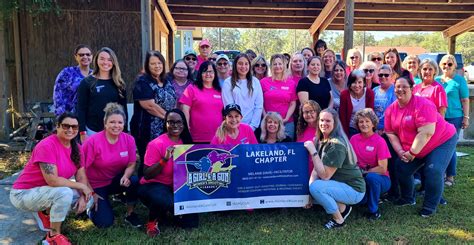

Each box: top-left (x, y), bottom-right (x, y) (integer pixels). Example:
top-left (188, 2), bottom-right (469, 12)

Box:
top-left (80, 131), bottom-right (87, 135)
top-left (408, 149), bottom-right (418, 157)
top-left (159, 158), bottom-right (168, 166)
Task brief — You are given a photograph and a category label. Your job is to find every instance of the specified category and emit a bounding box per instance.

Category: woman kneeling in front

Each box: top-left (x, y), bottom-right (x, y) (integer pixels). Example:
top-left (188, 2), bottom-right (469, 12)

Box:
top-left (304, 108), bottom-right (366, 229)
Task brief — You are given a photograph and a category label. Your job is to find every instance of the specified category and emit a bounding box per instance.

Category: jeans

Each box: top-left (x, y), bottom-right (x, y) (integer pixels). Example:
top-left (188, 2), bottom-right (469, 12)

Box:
top-left (138, 182), bottom-right (198, 228)
top-left (359, 173), bottom-right (391, 213)
top-left (397, 134), bottom-right (457, 212)
top-left (88, 174), bottom-right (139, 228)
top-left (309, 180), bottom-right (365, 214)
top-left (445, 117), bottom-right (462, 177)
top-left (284, 121), bottom-right (295, 141)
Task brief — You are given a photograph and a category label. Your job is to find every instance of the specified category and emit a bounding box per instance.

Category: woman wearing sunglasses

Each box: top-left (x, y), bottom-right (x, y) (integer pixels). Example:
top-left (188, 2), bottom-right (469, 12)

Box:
top-left (368, 52), bottom-right (383, 69)
top-left (435, 54), bottom-right (470, 187)
top-left (360, 61), bottom-right (379, 89)
top-left (413, 59), bottom-right (447, 117)
top-left (346, 48), bottom-right (362, 73)
top-left (251, 55), bottom-right (269, 81)
top-left (53, 44), bottom-right (93, 117)
top-left (83, 103), bottom-right (140, 228)
top-left (10, 113), bottom-right (93, 245)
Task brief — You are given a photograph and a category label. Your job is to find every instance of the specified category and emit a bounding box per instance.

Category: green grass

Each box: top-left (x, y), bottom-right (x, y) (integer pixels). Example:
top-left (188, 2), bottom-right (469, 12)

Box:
top-left (60, 146), bottom-right (473, 243)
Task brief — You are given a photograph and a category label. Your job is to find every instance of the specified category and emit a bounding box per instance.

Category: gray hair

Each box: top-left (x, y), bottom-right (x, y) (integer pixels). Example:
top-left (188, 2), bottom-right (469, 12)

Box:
top-left (354, 108), bottom-right (379, 132)
top-left (419, 58), bottom-right (439, 78)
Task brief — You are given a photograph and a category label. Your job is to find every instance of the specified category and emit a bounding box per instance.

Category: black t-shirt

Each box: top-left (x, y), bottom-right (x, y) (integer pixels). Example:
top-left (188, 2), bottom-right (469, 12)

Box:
top-left (296, 77), bottom-right (332, 109)
top-left (76, 76), bottom-right (127, 132)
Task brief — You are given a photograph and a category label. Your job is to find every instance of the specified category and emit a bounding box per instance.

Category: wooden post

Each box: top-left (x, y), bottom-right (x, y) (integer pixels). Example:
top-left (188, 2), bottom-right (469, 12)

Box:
top-left (0, 14), bottom-right (9, 140)
top-left (448, 35), bottom-right (456, 55)
top-left (343, 0), bottom-right (354, 60)
top-left (312, 30), bottom-right (320, 49)
top-left (13, 12), bottom-right (24, 112)
top-left (167, 31), bottom-right (174, 66)
top-left (141, 0), bottom-right (152, 63)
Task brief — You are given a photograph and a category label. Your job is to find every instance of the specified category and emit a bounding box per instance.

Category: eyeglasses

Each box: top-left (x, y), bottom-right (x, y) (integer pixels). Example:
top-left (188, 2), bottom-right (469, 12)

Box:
top-left (60, 123), bottom-right (79, 131)
top-left (363, 69), bottom-right (375, 74)
top-left (208, 58), bottom-right (217, 62)
top-left (200, 45), bottom-right (210, 49)
top-left (302, 110), bottom-right (316, 115)
top-left (217, 62), bottom-right (228, 67)
top-left (441, 63), bottom-right (454, 67)
top-left (185, 56), bottom-right (197, 61)
top-left (175, 67), bottom-right (188, 71)
top-left (203, 70), bottom-right (215, 75)
top-left (77, 53), bottom-right (91, 57)
top-left (350, 56), bottom-right (359, 60)
top-left (255, 63), bottom-right (267, 68)
top-left (166, 120), bottom-right (183, 126)
top-left (378, 73), bottom-right (390, 78)
top-left (371, 57), bottom-right (382, 62)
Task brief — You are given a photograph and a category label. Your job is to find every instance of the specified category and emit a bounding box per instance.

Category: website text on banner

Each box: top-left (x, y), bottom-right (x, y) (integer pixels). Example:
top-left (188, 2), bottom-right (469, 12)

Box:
top-left (173, 143), bottom-right (309, 215)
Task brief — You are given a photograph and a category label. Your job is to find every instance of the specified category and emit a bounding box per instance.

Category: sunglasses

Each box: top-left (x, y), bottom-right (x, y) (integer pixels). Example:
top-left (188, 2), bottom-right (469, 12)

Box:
top-left (77, 53), bottom-right (91, 57)
top-left (217, 62), bottom-right (228, 67)
top-left (442, 63), bottom-right (454, 67)
top-left (378, 73), bottom-right (390, 78)
top-left (350, 56), bottom-right (359, 60)
top-left (363, 69), bottom-right (375, 74)
top-left (60, 123), bottom-right (79, 131)
top-left (174, 67), bottom-right (188, 71)
top-left (255, 63), bottom-right (267, 68)
top-left (371, 57), bottom-right (382, 61)
top-left (185, 56), bottom-right (197, 61)
top-left (208, 58), bottom-right (217, 62)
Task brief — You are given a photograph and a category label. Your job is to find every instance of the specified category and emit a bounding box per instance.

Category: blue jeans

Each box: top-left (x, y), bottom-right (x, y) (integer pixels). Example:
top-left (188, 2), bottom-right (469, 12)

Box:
top-left (309, 180), bottom-right (365, 214)
top-left (382, 133), bottom-right (399, 199)
top-left (445, 117), bottom-right (462, 177)
top-left (397, 134), bottom-right (457, 212)
top-left (138, 182), bottom-right (198, 228)
top-left (359, 173), bottom-right (391, 213)
top-left (88, 174), bottom-right (139, 228)
top-left (284, 121), bottom-right (295, 141)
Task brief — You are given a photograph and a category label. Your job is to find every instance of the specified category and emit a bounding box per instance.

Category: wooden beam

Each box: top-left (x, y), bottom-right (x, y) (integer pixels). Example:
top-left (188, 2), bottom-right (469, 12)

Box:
top-left (174, 21), bottom-right (310, 29)
top-left (354, 2), bottom-right (474, 13)
top-left (448, 36), bottom-right (456, 55)
top-left (309, 0), bottom-right (345, 35)
top-left (442, 16), bottom-right (474, 38)
top-left (141, 0), bottom-right (152, 63)
top-left (327, 25), bottom-right (447, 31)
top-left (347, 11), bottom-right (469, 20)
top-left (167, 6), bottom-right (322, 17)
top-left (356, 0), bottom-right (471, 4)
top-left (175, 15), bottom-right (313, 24)
top-left (157, 0), bottom-right (177, 32)
top-left (343, 0), bottom-right (354, 59)
top-left (167, 1), bottom-right (325, 10)
top-left (13, 11), bottom-right (24, 111)
top-left (331, 18), bottom-right (458, 27)
top-left (0, 14), bottom-right (9, 139)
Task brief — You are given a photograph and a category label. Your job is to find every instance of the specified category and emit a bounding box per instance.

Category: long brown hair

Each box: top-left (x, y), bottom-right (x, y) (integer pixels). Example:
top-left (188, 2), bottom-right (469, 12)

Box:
top-left (56, 113), bottom-right (81, 168)
top-left (296, 100), bottom-right (321, 137)
top-left (92, 47), bottom-right (126, 98)
top-left (231, 53), bottom-right (254, 96)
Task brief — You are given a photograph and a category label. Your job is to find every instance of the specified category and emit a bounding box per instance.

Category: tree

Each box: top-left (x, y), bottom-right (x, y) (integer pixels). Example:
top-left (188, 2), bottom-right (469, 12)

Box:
top-left (0, 0), bottom-right (60, 19)
top-left (203, 28), bottom-right (241, 51)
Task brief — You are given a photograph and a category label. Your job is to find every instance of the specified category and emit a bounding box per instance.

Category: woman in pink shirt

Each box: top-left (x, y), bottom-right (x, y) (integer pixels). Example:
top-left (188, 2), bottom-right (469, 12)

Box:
top-left (10, 113), bottom-right (93, 245)
top-left (288, 52), bottom-right (306, 83)
top-left (251, 55), bottom-right (268, 81)
top-left (346, 48), bottom-right (362, 73)
top-left (83, 103), bottom-right (140, 228)
top-left (180, 61), bottom-right (223, 143)
top-left (384, 73), bottom-right (457, 217)
top-left (138, 109), bottom-right (197, 237)
top-left (350, 108), bottom-right (391, 220)
top-left (296, 100), bottom-right (322, 174)
top-left (413, 59), bottom-right (448, 117)
top-left (260, 54), bottom-right (297, 139)
top-left (211, 104), bottom-right (258, 145)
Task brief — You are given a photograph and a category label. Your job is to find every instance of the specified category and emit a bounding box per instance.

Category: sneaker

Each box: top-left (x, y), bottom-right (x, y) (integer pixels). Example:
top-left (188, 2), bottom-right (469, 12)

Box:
top-left (32, 211), bottom-right (51, 231)
top-left (340, 205), bottom-right (352, 220)
top-left (394, 199), bottom-right (416, 206)
top-left (146, 220), bottom-right (160, 238)
top-left (439, 197), bottom-right (448, 205)
top-left (324, 219), bottom-right (345, 229)
top-left (444, 178), bottom-right (454, 187)
top-left (419, 208), bottom-right (434, 218)
top-left (125, 212), bottom-right (142, 228)
top-left (42, 233), bottom-right (72, 245)
top-left (365, 211), bottom-right (381, 220)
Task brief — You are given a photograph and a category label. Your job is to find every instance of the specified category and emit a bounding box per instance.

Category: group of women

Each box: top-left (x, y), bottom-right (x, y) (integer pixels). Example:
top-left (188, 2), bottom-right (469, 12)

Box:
top-left (11, 41), bottom-right (470, 243)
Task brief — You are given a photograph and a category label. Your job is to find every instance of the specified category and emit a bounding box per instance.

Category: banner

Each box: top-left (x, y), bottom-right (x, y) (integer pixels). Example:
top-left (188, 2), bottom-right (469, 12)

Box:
top-left (173, 143), bottom-right (309, 215)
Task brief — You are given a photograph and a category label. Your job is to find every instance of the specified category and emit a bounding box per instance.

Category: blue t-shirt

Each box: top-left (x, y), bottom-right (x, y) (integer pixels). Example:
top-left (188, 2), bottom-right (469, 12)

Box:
top-left (435, 74), bottom-right (469, 119)
top-left (373, 84), bottom-right (396, 130)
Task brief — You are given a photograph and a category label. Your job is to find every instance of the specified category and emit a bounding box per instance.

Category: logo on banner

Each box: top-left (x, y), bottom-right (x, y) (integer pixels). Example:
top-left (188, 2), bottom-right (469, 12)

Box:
top-left (176, 149), bottom-right (238, 195)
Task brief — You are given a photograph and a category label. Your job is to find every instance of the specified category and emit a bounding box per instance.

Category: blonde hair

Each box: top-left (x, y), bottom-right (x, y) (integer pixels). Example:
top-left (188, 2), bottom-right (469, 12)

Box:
top-left (92, 47), bottom-right (126, 98)
top-left (288, 52), bottom-right (307, 78)
top-left (103, 102), bottom-right (126, 123)
top-left (346, 48), bottom-right (362, 68)
top-left (439, 54), bottom-right (457, 68)
top-left (260, 112), bottom-right (286, 142)
top-left (270, 54), bottom-right (288, 81)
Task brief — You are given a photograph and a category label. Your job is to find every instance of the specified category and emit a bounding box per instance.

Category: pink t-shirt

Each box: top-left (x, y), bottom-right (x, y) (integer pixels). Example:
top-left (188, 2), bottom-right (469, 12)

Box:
top-left (412, 82), bottom-right (448, 111)
top-left (83, 131), bottom-right (137, 189)
top-left (210, 123), bottom-right (258, 145)
top-left (179, 84), bottom-right (223, 142)
top-left (297, 126), bottom-right (317, 175)
top-left (196, 55), bottom-right (207, 71)
top-left (384, 96), bottom-right (456, 158)
top-left (13, 135), bottom-right (83, 189)
top-left (350, 133), bottom-right (390, 177)
top-left (140, 134), bottom-right (181, 186)
top-left (260, 77), bottom-right (297, 122)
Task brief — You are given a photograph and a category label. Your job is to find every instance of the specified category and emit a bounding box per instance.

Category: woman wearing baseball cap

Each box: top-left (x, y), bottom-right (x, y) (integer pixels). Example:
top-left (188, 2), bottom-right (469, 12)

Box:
top-left (210, 104), bottom-right (258, 145)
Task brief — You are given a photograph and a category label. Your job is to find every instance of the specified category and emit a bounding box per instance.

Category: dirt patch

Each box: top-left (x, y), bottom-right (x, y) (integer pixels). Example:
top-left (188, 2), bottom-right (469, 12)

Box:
top-left (0, 150), bottom-right (30, 180)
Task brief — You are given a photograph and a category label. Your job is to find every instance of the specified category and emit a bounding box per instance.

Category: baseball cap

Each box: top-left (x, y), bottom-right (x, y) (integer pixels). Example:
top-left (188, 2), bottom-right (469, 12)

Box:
top-left (199, 39), bottom-right (211, 47)
top-left (184, 50), bottom-right (197, 57)
top-left (222, 104), bottom-right (242, 117)
top-left (216, 54), bottom-right (230, 63)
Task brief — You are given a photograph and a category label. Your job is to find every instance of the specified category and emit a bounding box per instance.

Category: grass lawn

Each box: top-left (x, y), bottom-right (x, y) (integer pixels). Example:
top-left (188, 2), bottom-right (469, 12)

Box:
top-left (58, 146), bottom-right (474, 244)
